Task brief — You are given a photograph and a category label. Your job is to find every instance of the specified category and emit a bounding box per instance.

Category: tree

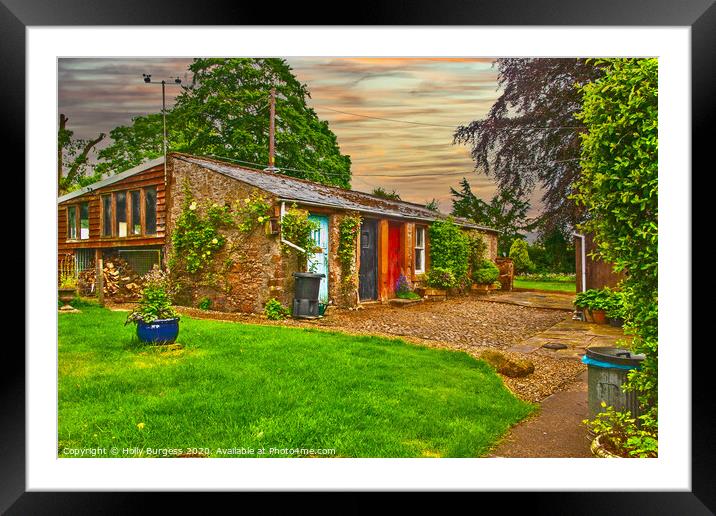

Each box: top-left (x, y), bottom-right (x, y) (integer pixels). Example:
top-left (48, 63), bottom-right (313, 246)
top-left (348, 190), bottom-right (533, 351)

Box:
top-left (450, 177), bottom-right (534, 256)
top-left (370, 186), bottom-right (401, 200)
top-left (58, 113), bottom-right (105, 195)
top-left (528, 225), bottom-right (575, 273)
top-left (508, 238), bottom-right (534, 274)
top-left (573, 58), bottom-right (658, 455)
top-left (96, 58), bottom-right (352, 188)
top-left (453, 59), bottom-right (604, 232)
top-left (425, 199), bottom-right (440, 212)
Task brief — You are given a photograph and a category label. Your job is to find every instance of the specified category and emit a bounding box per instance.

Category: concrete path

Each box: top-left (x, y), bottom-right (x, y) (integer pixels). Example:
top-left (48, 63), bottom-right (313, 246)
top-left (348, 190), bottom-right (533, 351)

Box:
top-left (490, 370), bottom-right (592, 457)
top-left (480, 290), bottom-right (576, 311)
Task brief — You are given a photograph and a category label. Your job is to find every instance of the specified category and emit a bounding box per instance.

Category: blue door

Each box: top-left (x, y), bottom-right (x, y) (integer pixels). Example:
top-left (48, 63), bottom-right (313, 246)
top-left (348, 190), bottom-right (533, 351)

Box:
top-left (308, 215), bottom-right (329, 303)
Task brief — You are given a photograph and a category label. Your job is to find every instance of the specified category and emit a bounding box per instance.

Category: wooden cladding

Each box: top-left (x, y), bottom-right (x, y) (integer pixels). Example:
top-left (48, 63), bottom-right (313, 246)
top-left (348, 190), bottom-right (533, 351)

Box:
top-left (58, 164), bottom-right (165, 257)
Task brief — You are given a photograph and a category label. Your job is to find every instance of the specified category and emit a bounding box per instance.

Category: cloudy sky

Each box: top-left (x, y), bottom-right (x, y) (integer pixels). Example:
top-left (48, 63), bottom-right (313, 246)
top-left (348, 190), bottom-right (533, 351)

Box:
top-left (58, 57), bottom-right (511, 213)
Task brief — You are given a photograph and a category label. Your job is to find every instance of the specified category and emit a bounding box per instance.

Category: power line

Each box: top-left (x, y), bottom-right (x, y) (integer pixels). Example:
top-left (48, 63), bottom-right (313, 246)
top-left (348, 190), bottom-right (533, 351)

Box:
top-left (314, 105), bottom-right (585, 131)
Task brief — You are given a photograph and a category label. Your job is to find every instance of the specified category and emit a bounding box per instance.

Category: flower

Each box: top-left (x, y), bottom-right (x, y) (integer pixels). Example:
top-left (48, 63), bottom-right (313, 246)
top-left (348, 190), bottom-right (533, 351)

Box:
top-left (189, 202), bottom-right (197, 211)
top-left (212, 238), bottom-right (219, 244)
top-left (244, 198), bottom-right (251, 204)
top-left (137, 422), bottom-right (145, 430)
top-left (257, 216), bottom-right (264, 223)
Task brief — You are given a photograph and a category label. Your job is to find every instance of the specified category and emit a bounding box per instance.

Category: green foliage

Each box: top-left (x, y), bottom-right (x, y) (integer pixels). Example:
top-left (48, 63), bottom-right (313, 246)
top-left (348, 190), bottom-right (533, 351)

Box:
top-left (426, 267), bottom-right (457, 290)
top-left (198, 297), bottom-right (212, 310)
top-left (509, 239), bottom-right (534, 274)
top-left (574, 287), bottom-right (612, 310)
top-left (428, 219), bottom-right (470, 286)
top-left (125, 268), bottom-right (177, 325)
top-left (96, 58), bottom-right (351, 187)
top-left (396, 291), bottom-right (422, 300)
top-left (58, 114), bottom-right (106, 194)
top-left (451, 178), bottom-right (536, 256)
top-left (527, 226), bottom-right (576, 273)
top-left (338, 214), bottom-right (362, 289)
top-left (605, 288), bottom-right (628, 320)
top-left (574, 58), bottom-right (658, 447)
top-left (264, 298), bottom-right (290, 320)
top-left (236, 192), bottom-right (272, 233)
top-left (280, 205), bottom-right (320, 264)
top-left (170, 183), bottom-right (228, 274)
top-left (473, 260), bottom-right (500, 285)
top-left (371, 186), bottom-right (401, 200)
top-left (58, 255), bottom-right (77, 289)
top-left (584, 403), bottom-right (658, 458)
top-left (467, 233), bottom-right (488, 272)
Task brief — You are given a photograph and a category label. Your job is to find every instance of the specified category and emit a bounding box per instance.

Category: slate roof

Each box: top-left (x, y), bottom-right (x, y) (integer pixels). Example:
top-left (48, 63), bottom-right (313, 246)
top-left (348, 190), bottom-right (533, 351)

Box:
top-left (173, 154), bottom-right (498, 232)
top-left (57, 157), bottom-right (165, 204)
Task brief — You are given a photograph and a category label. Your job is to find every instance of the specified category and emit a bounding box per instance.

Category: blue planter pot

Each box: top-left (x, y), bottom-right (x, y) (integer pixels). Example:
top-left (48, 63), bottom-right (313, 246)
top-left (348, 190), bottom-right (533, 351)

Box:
top-left (136, 317), bottom-right (180, 344)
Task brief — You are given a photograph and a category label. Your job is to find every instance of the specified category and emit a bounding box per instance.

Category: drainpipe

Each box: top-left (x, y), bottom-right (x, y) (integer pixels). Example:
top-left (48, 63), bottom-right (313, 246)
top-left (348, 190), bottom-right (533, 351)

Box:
top-left (280, 201), bottom-right (307, 254)
top-left (573, 232), bottom-right (587, 292)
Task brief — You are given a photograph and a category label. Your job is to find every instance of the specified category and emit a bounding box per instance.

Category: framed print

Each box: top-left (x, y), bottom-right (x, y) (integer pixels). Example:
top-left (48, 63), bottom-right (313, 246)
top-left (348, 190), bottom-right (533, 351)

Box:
top-left (5, 0), bottom-right (712, 512)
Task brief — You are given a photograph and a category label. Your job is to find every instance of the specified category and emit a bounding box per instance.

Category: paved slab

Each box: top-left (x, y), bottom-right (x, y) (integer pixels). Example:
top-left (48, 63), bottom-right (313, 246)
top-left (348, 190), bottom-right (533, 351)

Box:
top-left (517, 318), bottom-right (629, 360)
top-left (480, 290), bottom-right (576, 311)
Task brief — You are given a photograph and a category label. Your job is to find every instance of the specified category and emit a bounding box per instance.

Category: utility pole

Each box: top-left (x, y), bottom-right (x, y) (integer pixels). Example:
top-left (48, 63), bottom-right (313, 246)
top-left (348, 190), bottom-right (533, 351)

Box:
top-left (142, 74), bottom-right (182, 181)
top-left (265, 88), bottom-right (278, 173)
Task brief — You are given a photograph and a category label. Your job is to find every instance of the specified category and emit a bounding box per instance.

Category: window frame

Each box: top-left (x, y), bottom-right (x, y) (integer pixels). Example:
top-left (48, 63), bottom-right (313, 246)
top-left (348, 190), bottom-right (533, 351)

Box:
top-left (414, 225), bottom-right (426, 274)
top-left (66, 205), bottom-right (78, 240)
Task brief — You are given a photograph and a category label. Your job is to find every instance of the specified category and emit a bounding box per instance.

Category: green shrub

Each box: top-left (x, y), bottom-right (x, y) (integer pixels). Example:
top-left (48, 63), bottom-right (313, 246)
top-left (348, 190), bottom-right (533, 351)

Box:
top-left (426, 267), bottom-right (457, 290)
top-left (574, 288), bottom-right (612, 310)
top-left (428, 219), bottom-right (470, 285)
top-left (508, 239), bottom-right (534, 274)
top-left (584, 403), bottom-right (657, 458)
top-left (198, 297), bottom-right (212, 310)
top-left (264, 298), bottom-right (290, 320)
top-left (280, 204), bottom-right (320, 265)
top-left (473, 260), bottom-right (500, 284)
top-left (574, 58), bottom-right (659, 454)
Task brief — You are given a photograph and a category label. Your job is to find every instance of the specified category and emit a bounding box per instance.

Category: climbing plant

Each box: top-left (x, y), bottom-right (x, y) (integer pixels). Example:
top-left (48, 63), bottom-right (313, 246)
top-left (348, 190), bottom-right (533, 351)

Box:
top-left (338, 214), bottom-right (362, 289)
top-left (280, 204), bottom-right (319, 265)
top-left (236, 191), bottom-right (272, 233)
top-left (170, 182), bottom-right (233, 274)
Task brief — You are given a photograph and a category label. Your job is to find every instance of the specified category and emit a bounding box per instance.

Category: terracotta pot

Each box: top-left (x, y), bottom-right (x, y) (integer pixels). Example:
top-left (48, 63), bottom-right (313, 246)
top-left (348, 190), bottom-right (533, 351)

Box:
top-left (592, 309), bottom-right (607, 324)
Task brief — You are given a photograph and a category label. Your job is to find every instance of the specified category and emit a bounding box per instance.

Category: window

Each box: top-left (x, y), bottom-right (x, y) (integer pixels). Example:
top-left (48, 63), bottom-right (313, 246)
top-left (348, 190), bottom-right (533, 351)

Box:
top-left (79, 202), bottom-right (89, 239)
top-left (415, 226), bottom-right (425, 274)
top-left (130, 190), bottom-right (142, 235)
top-left (145, 186), bottom-right (157, 235)
top-left (115, 191), bottom-right (127, 237)
top-left (67, 205), bottom-right (77, 240)
top-left (102, 195), bottom-right (112, 236)
top-left (101, 186), bottom-right (158, 238)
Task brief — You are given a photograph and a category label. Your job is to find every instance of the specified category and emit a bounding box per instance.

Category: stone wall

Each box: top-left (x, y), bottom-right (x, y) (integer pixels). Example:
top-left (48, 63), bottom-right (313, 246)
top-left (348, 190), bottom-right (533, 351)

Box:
top-left (167, 159), bottom-right (285, 313)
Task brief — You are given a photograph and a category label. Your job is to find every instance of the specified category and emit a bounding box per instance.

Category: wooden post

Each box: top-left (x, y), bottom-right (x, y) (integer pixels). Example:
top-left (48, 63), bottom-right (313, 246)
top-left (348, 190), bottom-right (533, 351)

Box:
top-left (267, 87), bottom-right (276, 171)
top-left (95, 248), bottom-right (104, 307)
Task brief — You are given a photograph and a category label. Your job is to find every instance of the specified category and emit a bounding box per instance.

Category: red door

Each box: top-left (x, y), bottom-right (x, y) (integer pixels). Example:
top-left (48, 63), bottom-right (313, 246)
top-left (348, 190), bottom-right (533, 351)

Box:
top-left (388, 224), bottom-right (401, 295)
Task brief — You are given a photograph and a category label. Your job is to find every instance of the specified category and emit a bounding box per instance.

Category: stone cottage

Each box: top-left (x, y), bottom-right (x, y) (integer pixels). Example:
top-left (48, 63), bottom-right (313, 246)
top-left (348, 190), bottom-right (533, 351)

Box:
top-left (58, 152), bottom-right (498, 312)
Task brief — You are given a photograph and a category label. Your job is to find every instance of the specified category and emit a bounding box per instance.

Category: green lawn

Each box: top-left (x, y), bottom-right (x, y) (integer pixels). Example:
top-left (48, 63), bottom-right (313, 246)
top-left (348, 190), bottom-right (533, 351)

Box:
top-left (58, 304), bottom-right (533, 458)
top-left (513, 278), bottom-right (576, 293)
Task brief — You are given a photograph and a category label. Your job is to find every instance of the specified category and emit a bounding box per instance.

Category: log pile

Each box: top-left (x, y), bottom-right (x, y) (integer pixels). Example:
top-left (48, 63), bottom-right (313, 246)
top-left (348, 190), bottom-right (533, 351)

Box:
top-left (78, 256), bottom-right (145, 302)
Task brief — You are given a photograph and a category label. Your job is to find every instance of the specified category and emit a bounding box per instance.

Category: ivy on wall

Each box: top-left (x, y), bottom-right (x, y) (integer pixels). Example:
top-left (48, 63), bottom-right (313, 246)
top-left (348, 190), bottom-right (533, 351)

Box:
top-left (280, 204), bottom-right (319, 267)
top-left (428, 218), bottom-right (471, 287)
top-left (338, 214), bottom-right (362, 291)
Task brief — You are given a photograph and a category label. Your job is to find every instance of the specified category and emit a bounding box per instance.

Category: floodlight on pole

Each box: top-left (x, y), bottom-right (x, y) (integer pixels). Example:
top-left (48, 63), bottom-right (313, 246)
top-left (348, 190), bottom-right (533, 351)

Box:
top-left (142, 74), bottom-right (182, 181)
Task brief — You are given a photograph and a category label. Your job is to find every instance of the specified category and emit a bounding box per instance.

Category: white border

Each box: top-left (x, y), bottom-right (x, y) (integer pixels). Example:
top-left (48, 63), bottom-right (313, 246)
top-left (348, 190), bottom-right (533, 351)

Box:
top-left (28, 27), bottom-right (691, 491)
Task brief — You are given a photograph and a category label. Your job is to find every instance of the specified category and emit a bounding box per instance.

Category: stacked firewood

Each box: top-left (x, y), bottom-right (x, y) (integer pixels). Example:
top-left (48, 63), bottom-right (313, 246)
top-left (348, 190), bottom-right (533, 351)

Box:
top-left (77, 256), bottom-right (145, 301)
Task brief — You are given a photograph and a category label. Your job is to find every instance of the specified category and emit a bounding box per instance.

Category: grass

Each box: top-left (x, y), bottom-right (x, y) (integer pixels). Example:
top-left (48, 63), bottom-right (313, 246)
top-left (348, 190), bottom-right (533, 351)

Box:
top-left (514, 277), bottom-right (576, 293)
top-left (58, 304), bottom-right (534, 458)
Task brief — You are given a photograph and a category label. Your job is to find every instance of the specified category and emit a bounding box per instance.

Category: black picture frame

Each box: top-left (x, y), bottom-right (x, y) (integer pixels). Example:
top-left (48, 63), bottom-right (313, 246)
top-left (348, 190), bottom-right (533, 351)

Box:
top-left (6, 0), bottom-right (710, 512)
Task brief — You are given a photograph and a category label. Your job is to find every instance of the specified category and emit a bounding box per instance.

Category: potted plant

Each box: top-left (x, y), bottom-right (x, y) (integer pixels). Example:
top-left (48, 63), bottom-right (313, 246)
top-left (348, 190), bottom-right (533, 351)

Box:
top-left (471, 260), bottom-right (500, 294)
top-left (422, 267), bottom-right (455, 298)
top-left (585, 403), bottom-right (658, 458)
top-left (125, 267), bottom-right (179, 344)
top-left (395, 274), bottom-right (422, 300)
top-left (58, 255), bottom-right (78, 310)
top-left (574, 288), bottom-right (612, 324)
